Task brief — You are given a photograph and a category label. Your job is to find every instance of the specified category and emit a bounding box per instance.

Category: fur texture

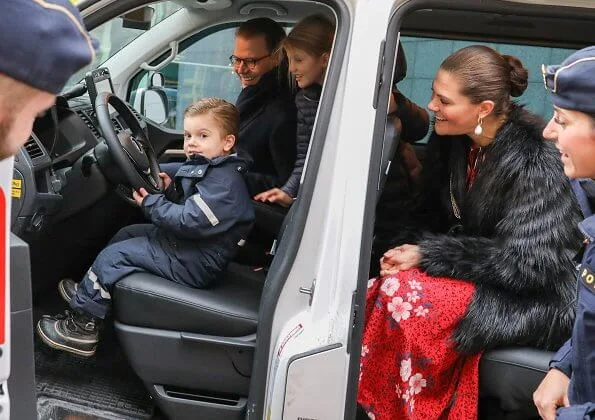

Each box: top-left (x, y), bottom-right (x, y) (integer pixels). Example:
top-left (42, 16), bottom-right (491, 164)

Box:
top-left (417, 105), bottom-right (582, 354)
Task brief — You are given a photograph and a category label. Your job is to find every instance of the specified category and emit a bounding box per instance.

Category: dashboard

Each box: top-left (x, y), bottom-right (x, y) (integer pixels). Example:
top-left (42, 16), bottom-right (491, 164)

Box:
top-left (11, 95), bottom-right (133, 237)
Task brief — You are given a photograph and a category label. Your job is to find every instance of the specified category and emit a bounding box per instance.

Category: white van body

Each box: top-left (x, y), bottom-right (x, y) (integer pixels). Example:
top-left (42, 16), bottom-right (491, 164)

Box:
top-left (3, 0), bottom-right (595, 418)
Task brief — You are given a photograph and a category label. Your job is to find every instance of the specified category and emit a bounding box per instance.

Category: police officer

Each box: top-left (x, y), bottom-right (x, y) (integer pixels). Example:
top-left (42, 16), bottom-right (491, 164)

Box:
top-left (534, 46), bottom-right (595, 420)
top-left (0, 0), bottom-right (95, 160)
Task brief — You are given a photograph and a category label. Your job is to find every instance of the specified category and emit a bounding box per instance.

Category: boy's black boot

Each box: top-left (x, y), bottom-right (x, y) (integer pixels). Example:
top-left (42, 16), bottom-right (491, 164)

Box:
top-left (37, 310), bottom-right (99, 357)
top-left (58, 278), bottom-right (78, 303)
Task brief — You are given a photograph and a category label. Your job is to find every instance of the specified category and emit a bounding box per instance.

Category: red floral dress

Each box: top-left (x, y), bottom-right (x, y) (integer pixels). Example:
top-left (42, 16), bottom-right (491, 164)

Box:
top-left (358, 147), bottom-right (486, 419)
top-left (357, 269), bottom-right (481, 419)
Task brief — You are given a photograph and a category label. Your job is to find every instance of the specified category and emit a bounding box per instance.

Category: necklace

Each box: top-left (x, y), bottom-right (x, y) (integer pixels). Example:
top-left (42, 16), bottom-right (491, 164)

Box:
top-left (450, 173), bottom-right (461, 220)
top-left (452, 146), bottom-right (484, 220)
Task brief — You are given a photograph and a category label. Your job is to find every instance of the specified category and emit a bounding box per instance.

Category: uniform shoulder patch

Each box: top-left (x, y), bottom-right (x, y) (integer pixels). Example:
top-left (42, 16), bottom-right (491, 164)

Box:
top-left (579, 263), bottom-right (595, 293)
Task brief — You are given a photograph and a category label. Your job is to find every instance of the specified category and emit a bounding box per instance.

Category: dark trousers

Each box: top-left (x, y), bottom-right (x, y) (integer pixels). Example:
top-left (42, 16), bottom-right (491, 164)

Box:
top-left (70, 224), bottom-right (177, 319)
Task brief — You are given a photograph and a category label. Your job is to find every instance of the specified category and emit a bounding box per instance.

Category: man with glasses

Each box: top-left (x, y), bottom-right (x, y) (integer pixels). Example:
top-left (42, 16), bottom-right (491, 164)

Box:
top-left (231, 18), bottom-right (297, 197)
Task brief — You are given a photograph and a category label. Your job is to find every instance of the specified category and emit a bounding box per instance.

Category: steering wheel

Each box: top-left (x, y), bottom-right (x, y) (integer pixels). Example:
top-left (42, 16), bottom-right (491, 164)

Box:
top-left (95, 92), bottom-right (163, 196)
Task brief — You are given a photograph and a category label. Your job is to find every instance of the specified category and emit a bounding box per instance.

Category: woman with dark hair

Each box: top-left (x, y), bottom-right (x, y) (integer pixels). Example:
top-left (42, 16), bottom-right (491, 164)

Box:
top-left (358, 45), bottom-right (582, 419)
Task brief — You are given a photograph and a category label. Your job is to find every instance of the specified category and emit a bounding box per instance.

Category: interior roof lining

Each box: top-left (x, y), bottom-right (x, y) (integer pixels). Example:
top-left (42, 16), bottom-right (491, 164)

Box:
top-left (399, 29), bottom-right (589, 50)
top-left (401, 7), bottom-right (595, 49)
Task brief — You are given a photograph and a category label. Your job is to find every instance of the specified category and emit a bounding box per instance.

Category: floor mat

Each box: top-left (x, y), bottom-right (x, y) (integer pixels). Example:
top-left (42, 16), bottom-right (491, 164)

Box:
top-left (38, 396), bottom-right (135, 420)
top-left (34, 303), bottom-right (154, 419)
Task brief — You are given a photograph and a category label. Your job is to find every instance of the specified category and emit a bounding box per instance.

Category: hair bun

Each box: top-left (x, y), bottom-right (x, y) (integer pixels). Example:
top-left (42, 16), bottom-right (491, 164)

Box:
top-left (502, 54), bottom-right (528, 97)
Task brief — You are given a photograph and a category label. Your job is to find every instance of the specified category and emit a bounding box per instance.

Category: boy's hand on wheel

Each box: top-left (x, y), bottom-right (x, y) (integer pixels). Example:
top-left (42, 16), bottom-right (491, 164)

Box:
top-left (132, 188), bottom-right (149, 206)
top-left (158, 172), bottom-right (172, 190)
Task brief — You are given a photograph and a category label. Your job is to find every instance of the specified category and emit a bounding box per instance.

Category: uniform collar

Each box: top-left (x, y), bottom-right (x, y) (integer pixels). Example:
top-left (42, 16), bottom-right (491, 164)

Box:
top-left (181, 152), bottom-right (250, 174)
top-left (185, 153), bottom-right (236, 166)
top-left (573, 178), bottom-right (595, 241)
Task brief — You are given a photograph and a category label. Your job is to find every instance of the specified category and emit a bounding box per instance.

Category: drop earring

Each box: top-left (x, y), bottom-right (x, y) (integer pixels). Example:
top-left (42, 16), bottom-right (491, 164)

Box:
top-left (474, 116), bottom-right (484, 136)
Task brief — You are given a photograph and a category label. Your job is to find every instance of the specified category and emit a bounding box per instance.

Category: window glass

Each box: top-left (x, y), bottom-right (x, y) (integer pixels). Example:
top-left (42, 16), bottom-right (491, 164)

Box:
top-left (63, 2), bottom-right (182, 90)
top-left (130, 27), bottom-right (241, 129)
top-left (398, 36), bottom-right (576, 143)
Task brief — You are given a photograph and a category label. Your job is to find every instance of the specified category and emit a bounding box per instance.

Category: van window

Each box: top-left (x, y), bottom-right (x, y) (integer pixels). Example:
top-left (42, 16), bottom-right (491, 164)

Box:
top-left (129, 26), bottom-right (242, 129)
top-left (129, 24), bottom-right (292, 130)
top-left (398, 36), bottom-right (576, 143)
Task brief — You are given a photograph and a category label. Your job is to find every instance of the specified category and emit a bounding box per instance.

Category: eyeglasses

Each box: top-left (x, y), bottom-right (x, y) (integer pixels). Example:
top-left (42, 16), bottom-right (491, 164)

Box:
top-left (229, 54), bottom-right (271, 69)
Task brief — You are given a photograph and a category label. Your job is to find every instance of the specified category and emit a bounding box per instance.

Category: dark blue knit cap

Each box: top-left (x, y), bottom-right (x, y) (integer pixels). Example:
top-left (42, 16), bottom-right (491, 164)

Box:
top-left (0, 0), bottom-right (97, 94)
top-left (543, 46), bottom-right (595, 114)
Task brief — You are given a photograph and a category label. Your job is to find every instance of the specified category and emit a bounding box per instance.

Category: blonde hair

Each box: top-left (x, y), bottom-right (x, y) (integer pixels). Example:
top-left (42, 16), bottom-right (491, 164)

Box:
top-left (184, 97), bottom-right (239, 139)
top-left (283, 14), bottom-right (335, 57)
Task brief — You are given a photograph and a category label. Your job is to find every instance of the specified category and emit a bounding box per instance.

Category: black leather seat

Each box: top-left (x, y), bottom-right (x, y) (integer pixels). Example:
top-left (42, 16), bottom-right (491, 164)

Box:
top-left (113, 262), bottom-right (266, 336)
top-left (112, 261), bottom-right (267, 419)
top-left (480, 347), bottom-right (552, 417)
top-left (252, 200), bottom-right (288, 238)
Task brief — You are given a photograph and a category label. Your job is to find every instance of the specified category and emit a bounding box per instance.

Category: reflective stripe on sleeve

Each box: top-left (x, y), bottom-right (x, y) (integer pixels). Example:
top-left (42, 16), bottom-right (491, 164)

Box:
top-left (192, 194), bottom-right (220, 226)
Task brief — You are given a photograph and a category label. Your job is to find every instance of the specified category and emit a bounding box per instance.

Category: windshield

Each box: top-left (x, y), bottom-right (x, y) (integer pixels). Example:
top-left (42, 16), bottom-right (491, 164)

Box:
top-left (64, 2), bottom-right (182, 91)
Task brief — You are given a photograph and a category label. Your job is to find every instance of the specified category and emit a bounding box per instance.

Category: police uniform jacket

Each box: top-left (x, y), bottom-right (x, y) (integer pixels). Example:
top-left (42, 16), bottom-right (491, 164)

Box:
top-left (551, 179), bottom-right (595, 416)
top-left (140, 153), bottom-right (255, 287)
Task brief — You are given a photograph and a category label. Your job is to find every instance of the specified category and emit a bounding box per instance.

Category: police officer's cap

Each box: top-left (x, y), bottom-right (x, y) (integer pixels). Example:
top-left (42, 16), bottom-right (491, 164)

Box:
top-left (0, 0), bottom-right (96, 95)
top-left (543, 46), bottom-right (595, 114)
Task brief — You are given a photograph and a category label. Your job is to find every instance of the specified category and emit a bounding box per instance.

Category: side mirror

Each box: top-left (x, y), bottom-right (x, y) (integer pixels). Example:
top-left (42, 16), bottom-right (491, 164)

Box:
top-left (122, 6), bottom-right (154, 31)
top-left (142, 90), bottom-right (168, 124)
top-left (133, 72), bottom-right (169, 124)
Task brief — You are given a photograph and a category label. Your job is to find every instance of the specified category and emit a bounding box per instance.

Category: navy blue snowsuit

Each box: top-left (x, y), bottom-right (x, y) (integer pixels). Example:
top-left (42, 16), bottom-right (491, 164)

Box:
top-left (70, 153), bottom-right (255, 319)
top-left (551, 178), bottom-right (595, 419)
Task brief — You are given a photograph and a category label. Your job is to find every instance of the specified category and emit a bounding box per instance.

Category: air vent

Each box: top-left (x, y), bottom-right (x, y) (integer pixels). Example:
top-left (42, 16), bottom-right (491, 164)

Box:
top-left (24, 137), bottom-right (44, 159)
top-left (76, 110), bottom-right (101, 139)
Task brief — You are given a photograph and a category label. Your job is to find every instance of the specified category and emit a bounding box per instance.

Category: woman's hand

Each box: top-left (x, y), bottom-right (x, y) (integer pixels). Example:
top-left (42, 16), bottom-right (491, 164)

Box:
top-left (158, 172), bottom-right (172, 190)
top-left (380, 244), bottom-right (422, 276)
top-left (380, 254), bottom-right (399, 276)
top-left (132, 187), bottom-right (149, 206)
top-left (254, 188), bottom-right (293, 207)
top-left (533, 369), bottom-right (570, 420)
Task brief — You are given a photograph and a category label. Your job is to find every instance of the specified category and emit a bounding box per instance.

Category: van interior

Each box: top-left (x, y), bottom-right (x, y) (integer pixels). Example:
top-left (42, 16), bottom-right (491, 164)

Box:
top-left (7, 0), bottom-right (595, 419)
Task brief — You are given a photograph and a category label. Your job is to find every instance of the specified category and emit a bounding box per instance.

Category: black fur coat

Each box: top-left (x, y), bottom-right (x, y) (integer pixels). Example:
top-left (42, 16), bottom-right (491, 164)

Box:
top-left (416, 105), bottom-right (582, 354)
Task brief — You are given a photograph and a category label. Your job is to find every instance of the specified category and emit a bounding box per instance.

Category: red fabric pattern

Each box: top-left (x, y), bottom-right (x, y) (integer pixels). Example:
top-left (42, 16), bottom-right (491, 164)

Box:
top-left (358, 269), bottom-right (481, 419)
